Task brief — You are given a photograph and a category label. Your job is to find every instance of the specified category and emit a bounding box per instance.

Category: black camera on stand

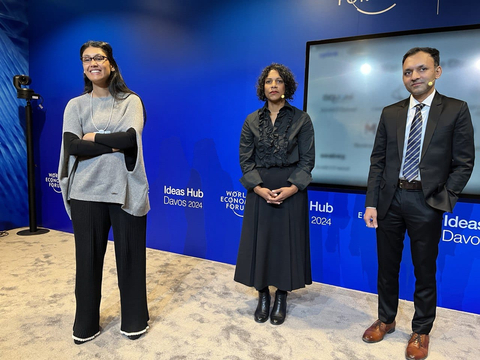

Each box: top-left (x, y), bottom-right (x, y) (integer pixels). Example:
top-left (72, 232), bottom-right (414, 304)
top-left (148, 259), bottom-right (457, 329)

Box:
top-left (13, 74), bottom-right (48, 236)
top-left (13, 75), bottom-right (40, 101)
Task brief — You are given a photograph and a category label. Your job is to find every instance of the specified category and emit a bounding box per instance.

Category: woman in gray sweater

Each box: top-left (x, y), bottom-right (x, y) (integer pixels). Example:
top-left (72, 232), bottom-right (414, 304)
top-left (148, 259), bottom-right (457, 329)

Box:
top-left (58, 40), bottom-right (150, 344)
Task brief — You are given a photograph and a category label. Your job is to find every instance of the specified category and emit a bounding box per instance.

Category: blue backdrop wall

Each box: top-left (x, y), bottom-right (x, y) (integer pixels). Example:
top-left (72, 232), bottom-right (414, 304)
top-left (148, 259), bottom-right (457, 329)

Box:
top-left (0, 0), bottom-right (29, 230)
top-left (13, 0), bottom-right (480, 314)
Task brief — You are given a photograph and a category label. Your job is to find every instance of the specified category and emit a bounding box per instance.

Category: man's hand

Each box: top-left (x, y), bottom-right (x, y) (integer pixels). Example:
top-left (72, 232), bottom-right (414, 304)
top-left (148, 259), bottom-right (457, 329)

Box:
top-left (364, 208), bottom-right (378, 228)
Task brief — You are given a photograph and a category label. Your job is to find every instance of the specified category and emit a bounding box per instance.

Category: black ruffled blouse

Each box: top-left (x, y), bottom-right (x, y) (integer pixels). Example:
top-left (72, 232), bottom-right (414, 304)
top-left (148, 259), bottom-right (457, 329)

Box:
top-left (256, 102), bottom-right (293, 168)
top-left (239, 102), bottom-right (315, 191)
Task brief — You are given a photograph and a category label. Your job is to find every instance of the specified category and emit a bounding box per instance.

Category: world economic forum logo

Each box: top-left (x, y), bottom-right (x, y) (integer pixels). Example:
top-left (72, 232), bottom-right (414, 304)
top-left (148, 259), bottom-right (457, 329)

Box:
top-left (338, 0), bottom-right (397, 15)
top-left (220, 190), bottom-right (245, 218)
top-left (45, 172), bottom-right (61, 193)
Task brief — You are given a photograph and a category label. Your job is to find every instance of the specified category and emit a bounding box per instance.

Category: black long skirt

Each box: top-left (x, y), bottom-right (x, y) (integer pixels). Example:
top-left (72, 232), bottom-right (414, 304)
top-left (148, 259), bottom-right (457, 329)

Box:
top-left (234, 166), bottom-right (312, 291)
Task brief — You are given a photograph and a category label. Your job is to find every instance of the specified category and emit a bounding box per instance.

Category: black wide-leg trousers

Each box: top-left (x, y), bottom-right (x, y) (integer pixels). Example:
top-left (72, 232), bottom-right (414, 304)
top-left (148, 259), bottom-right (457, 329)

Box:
top-left (376, 188), bottom-right (443, 335)
top-left (70, 199), bottom-right (149, 339)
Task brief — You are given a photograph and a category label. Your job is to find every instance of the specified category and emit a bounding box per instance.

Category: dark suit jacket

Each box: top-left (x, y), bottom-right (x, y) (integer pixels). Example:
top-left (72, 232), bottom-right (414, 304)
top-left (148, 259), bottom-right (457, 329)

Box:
top-left (365, 92), bottom-right (475, 219)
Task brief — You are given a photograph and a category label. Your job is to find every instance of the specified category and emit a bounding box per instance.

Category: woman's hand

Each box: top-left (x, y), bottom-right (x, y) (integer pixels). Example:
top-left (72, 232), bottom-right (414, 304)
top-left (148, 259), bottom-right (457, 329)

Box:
top-left (254, 184), bottom-right (298, 205)
top-left (254, 186), bottom-right (282, 205)
top-left (271, 185), bottom-right (298, 202)
top-left (82, 133), bottom-right (96, 142)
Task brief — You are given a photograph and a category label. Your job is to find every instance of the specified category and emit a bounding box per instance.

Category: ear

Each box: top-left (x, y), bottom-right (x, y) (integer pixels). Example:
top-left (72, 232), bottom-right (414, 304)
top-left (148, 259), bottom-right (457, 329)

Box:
top-left (435, 65), bottom-right (442, 79)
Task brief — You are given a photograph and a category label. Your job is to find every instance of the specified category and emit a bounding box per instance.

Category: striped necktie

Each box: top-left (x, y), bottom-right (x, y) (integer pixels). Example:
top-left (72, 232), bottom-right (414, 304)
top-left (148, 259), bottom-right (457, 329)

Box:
top-left (403, 103), bottom-right (425, 182)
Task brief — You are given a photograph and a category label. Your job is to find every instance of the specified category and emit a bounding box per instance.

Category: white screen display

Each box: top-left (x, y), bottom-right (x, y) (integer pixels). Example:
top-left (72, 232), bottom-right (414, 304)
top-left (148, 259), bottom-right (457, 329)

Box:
top-left (305, 26), bottom-right (480, 195)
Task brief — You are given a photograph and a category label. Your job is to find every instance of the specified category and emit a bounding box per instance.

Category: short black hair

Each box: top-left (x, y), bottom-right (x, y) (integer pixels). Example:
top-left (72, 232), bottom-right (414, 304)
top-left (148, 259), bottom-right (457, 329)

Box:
top-left (402, 47), bottom-right (440, 67)
top-left (256, 63), bottom-right (298, 101)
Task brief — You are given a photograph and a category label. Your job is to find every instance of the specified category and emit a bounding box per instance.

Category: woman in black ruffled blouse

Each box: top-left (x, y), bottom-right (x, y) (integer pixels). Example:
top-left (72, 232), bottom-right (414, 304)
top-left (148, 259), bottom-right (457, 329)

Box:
top-left (234, 63), bottom-right (315, 325)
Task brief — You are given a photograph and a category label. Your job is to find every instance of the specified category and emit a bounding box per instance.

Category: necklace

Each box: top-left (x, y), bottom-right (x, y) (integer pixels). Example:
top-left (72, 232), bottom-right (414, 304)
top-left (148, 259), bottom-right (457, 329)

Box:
top-left (90, 92), bottom-right (114, 134)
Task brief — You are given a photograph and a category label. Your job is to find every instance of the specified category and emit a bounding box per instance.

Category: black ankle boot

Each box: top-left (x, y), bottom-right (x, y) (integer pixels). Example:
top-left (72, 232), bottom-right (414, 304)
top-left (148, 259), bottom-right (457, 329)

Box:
top-left (254, 288), bottom-right (271, 323)
top-left (270, 290), bottom-right (287, 325)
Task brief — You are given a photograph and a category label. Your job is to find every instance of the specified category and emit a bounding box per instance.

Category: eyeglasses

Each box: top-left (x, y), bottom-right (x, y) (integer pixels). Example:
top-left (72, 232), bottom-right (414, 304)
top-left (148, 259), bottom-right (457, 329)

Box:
top-left (81, 55), bottom-right (108, 63)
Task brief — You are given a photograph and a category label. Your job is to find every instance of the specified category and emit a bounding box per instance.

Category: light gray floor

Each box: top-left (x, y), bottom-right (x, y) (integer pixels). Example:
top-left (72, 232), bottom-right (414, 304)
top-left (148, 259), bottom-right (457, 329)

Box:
top-left (0, 229), bottom-right (478, 359)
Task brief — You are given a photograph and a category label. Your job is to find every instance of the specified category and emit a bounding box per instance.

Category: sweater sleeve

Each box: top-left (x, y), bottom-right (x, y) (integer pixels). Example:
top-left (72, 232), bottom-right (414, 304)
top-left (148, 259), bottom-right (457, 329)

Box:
top-left (94, 128), bottom-right (137, 149)
top-left (63, 132), bottom-right (113, 156)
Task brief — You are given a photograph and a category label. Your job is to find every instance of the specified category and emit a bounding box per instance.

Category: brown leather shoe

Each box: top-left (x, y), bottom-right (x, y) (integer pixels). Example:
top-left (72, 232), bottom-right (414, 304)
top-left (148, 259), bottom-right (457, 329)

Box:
top-left (362, 319), bottom-right (396, 343)
top-left (405, 333), bottom-right (429, 360)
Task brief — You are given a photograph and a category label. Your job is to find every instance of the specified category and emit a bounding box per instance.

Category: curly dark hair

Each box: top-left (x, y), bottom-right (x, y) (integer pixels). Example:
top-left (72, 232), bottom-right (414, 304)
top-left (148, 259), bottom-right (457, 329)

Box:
top-left (256, 63), bottom-right (298, 101)
top-left (80, 40), bottom-right (134, 100)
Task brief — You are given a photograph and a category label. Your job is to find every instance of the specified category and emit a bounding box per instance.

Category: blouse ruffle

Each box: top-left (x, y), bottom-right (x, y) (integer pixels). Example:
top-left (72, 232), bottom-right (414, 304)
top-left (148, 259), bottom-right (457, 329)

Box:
top-left (257, 105), bottom-right (292, 168)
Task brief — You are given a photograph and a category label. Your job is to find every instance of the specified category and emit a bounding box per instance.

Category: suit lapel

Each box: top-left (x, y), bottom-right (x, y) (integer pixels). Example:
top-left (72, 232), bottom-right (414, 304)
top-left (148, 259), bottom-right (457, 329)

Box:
top-left (422, 92), bottom-right (442, 158)
top-left (396, 99), bottom-right (409, 162)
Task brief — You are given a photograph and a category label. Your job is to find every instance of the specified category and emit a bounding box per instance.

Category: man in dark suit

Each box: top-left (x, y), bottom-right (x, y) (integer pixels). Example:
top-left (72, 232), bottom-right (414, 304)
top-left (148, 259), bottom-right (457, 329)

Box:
top-left (362, 47), bottom-right (475, 360)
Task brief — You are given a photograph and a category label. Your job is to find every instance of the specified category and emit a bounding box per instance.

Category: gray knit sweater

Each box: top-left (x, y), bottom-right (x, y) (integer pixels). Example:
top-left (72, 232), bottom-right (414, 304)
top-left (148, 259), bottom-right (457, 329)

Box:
top-left (58, 93), bottom-right (150, 218)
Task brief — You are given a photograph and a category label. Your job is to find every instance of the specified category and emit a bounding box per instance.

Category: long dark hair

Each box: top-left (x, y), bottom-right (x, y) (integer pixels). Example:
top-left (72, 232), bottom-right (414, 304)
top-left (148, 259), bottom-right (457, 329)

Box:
top-left (80, 40), bottom-right (134, 100)
top-left (80, 40), bottom-right (146, 122)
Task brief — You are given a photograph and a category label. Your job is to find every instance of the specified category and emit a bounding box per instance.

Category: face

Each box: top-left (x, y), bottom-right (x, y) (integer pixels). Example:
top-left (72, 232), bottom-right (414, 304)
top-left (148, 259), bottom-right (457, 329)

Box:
top-left (402, 51), bottom-right (442, 102)
top-left (81, 46), bottom-right (115, 88)
top-left (264, 69), bottom-right (285, 103)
